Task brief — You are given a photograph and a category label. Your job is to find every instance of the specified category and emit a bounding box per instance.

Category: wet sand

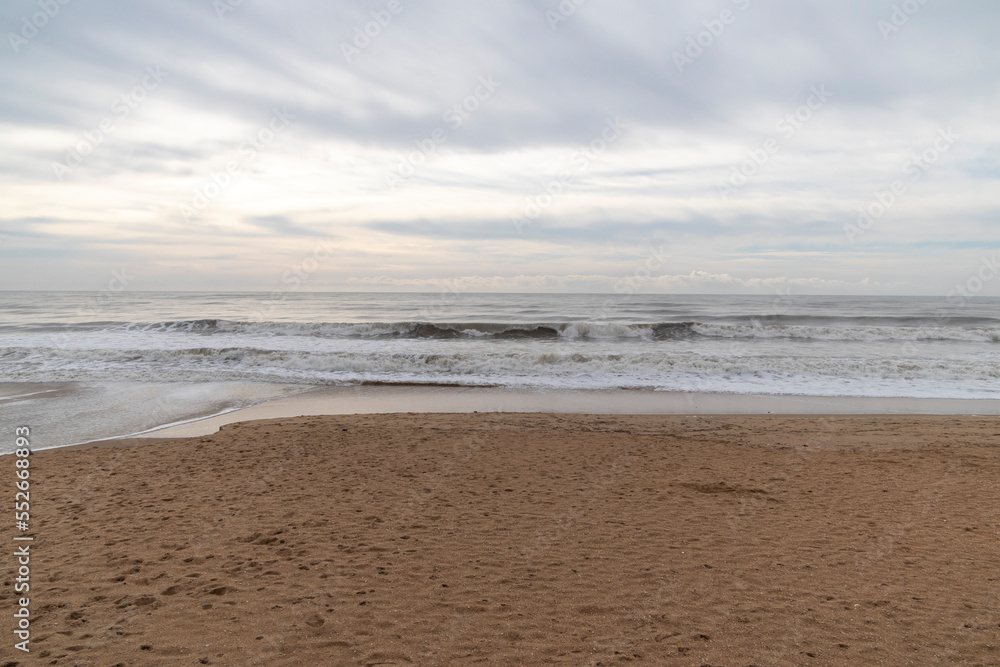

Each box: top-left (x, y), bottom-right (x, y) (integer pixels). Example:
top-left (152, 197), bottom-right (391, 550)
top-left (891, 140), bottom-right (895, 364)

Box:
top-left (9, 413), bottom-right (1000, 665)
top-left (138, 385), bottom-right (1000, 440)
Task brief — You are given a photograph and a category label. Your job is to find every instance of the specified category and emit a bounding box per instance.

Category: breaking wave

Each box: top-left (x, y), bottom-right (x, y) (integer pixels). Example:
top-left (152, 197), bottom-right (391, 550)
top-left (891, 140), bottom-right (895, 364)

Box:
top-left (3, 342), bottom-right (999, 398)
top-left (74, 318), bottom-right (1000, 343)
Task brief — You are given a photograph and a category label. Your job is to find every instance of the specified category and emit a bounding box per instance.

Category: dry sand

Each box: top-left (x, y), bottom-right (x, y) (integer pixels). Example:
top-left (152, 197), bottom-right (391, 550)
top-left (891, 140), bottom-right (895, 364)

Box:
top-left (5, 413), bottom-right (1000, 665)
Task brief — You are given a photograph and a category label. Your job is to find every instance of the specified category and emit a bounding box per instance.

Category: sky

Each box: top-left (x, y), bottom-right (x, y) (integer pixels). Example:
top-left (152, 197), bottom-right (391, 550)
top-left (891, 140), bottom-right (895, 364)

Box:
top-left (0, 0), bottom-right (998, 295)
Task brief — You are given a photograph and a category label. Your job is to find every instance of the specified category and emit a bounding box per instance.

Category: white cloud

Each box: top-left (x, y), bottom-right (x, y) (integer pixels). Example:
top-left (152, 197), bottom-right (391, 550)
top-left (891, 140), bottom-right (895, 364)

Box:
top-left (0, 0), bottom-right (998, 294)
top-left (342, 272), bottom-right (895, 295)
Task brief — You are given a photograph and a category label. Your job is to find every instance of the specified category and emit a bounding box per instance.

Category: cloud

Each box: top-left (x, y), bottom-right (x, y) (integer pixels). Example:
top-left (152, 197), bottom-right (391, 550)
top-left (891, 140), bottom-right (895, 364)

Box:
top-left (0, 0), bottom-right (998, 293)
top-left (343, 271), bottom-right (894, 295)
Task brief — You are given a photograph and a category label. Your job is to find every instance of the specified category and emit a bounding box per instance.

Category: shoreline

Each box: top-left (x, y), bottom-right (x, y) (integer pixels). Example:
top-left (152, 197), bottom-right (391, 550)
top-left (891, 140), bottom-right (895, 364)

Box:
top-left (137, 385), bottom-right (1000, 440)
top-left (6, 381), bottom-right (1000, 452)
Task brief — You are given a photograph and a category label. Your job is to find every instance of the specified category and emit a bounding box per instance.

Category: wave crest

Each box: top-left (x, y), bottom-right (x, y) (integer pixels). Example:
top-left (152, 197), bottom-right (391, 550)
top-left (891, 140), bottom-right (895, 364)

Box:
top-left (95, 319), bottom-right (1000, 343)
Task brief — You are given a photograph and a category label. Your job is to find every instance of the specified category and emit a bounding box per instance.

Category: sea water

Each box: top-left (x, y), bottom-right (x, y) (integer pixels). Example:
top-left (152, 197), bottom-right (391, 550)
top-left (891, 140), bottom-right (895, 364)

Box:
top-left (2, 291), bottom-right (999, 447)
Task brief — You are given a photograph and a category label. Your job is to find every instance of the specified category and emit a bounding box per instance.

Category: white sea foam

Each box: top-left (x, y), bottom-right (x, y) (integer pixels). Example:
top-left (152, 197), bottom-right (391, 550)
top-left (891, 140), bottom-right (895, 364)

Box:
top-left (3, 336), bottom-right (999, 398)
top-left (2, 292), bottom-right (1000, 399)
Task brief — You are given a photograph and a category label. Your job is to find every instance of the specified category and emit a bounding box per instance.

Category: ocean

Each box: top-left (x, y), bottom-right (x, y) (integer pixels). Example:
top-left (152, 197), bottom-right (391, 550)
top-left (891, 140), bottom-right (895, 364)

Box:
top-left (2, 291), bottom-right (999, 447)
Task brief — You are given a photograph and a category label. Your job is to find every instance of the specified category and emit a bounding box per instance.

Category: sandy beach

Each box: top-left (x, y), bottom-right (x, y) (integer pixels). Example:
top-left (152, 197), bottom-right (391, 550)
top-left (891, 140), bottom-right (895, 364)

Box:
top-left (8, 413), bottom-right (1000, 665)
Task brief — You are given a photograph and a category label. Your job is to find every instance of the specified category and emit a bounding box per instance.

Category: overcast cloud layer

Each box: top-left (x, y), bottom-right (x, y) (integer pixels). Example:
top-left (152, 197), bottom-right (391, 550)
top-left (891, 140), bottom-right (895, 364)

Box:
top-left (1, 0), bottom-right (998, 294)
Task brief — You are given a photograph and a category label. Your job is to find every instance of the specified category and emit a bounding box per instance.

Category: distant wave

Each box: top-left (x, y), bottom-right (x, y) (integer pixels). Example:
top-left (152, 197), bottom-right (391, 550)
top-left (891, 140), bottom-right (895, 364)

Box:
top-left (31, 318), bottom-right (997, 343)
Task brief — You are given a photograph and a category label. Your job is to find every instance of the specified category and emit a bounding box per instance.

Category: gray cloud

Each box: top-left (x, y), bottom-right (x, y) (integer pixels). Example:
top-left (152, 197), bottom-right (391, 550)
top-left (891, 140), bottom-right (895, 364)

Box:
top-left (5, 0), bottom-right (998, 149)
top-left (1, 0), bottom-right (998, 292)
